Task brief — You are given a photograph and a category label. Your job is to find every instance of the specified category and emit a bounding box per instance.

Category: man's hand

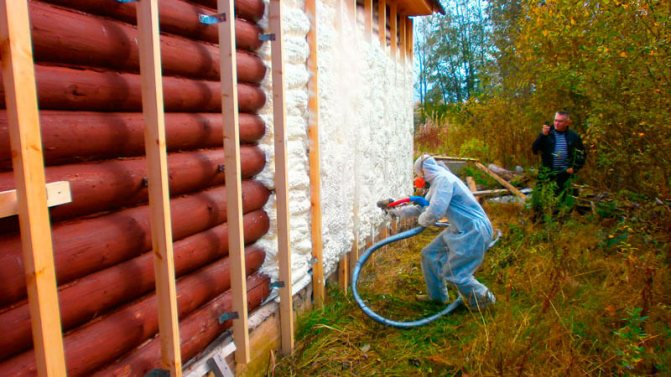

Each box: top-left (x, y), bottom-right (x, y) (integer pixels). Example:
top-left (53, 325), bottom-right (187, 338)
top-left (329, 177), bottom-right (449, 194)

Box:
top-left (542, 123), bottom-right (551, 136)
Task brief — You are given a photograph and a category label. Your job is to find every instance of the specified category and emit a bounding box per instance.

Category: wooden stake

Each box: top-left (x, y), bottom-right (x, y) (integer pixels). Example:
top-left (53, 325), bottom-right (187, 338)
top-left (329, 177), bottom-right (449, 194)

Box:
top-left (339, 253), bottom-right (349, 292)
top-left (269, 0), bottom-right (294, 354)
top-left (378, 0), bottom-right (386, 49)
top-left (0, 1), bottom-right (67, 375)
top-left (136, 1), bottom-right (182, 375)
top-left (305, 0), bottom-right (324, 309)
top-left (217, 0), bottom-right (250, 364)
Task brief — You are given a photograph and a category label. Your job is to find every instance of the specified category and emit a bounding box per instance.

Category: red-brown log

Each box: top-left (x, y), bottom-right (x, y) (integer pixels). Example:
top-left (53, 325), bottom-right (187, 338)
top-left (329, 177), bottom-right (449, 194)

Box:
top-left (189, 0), bottom-right (265, 22)
top-left (29, 2), bottom-right (266, 83)
top-left (0, 111), bottom-right (265, 168)
top-left (0, 180), bottom-right (270, 307)
top-left (37, 0), bottom-right (263, 50)
top-left (0, 208), bottom-right (268, 360)
top-left (0, 250), bottom-right (267, 377)
top-left (0, 65), bottom-right (266, 113)
top-left (92, 274), bottom-right (270, 376)
top-left (0, 146), bottom-right (265, 220)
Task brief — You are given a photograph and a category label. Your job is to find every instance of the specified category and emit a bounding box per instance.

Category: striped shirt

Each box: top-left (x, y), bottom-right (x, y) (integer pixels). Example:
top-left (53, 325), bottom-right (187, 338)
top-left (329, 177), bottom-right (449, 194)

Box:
top-left (552, 131), bottom-right (569, 171)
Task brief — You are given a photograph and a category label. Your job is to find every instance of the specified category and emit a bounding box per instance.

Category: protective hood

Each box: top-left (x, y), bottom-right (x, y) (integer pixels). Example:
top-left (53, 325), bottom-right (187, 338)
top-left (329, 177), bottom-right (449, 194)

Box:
top-left (414, 154), bottom-right (449, 183)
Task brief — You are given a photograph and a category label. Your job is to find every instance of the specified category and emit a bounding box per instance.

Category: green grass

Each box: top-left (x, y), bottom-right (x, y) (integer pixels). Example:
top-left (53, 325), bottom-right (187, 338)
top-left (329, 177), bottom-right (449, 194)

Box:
top-left (270, 200), bottom-right (671, 376)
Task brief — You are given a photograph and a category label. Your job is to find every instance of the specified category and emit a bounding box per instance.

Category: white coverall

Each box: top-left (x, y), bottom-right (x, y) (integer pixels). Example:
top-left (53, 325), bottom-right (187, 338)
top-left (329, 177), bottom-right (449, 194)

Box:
top-left (395, 155), bottom-right (496, 308)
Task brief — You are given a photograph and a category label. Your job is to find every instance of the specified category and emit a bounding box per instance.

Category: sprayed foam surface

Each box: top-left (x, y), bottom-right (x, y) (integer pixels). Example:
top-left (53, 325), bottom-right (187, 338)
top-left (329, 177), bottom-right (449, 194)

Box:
top-left (257, 0), bottom-right (414, 283)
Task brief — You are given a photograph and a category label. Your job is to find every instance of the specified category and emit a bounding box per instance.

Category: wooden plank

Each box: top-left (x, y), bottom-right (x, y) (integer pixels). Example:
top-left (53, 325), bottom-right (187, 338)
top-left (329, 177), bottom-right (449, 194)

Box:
top-left (399, 15), bottom-right (406, 64)
top-left (269, 0), bottom-right (294, 355)
top-left (378, 0), bottom-right (386, 49)
top-left (390, 1), bottom-right (397, 59)
top-left (305, 0), bottom-right (324, 309)
top-left (364, 0), bottom-right (373, 40)
top-left (217, 0), bottom-right (250, 364)
top-left (0, 1), bottom-right (67, 375)
top-left (407, 17), bottom-right (413, 59)
top-left (338, 253), bottom-right (349, 292)
top-left (135, 1), bottom-right (183, 375)
top-left (466, 176), bottom-right (477, 193)
top-left (0, 181), bottom-right (71, 218)
top-left (474, 162), bottom-right (527, 200)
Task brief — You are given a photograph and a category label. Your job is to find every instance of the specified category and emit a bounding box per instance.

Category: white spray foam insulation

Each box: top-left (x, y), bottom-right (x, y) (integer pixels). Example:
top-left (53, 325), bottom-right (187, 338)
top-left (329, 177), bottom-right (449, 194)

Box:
top-left (257, 0), bottom-right (415, 284)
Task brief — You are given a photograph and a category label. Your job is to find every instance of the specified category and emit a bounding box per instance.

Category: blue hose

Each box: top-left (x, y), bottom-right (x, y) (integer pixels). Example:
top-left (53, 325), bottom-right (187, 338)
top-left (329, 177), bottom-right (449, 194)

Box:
top-left (351, 226), bottom-right (463, 328)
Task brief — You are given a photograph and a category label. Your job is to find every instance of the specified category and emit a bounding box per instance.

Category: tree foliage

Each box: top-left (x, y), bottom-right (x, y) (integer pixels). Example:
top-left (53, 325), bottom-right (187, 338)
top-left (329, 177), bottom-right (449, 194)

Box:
top-left (416, 0), bottom-right (671, 197)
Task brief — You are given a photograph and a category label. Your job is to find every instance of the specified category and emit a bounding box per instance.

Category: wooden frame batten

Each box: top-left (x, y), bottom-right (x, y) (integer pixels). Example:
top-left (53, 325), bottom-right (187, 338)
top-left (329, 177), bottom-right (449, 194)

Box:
top-left (0, 1), bottom-right (67, 375)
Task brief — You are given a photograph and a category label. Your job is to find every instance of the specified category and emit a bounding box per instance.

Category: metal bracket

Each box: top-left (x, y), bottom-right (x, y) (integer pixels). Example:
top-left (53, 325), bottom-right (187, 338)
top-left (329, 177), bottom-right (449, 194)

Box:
top-left (199, 13), bottom-right (227, 25)
top-left (270, 281), bottom-right (285, 289)
top-left (145, 369), bottom-right (170, 377)
top-left (207, 354), bottom-right (235, 377)
top-left (218, 311), bottom-right (239, 324)
top-left (309, 257), bottom-right (319, 265)
top-left (259, 33), bottom-right (276, 42)
top-left (217, 164), bottom-right (226, 173)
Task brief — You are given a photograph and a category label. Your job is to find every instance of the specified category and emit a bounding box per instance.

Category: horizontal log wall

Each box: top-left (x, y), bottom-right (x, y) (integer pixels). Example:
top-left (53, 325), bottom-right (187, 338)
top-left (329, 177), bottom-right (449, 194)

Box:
top-left (0, 210), bottom-right (269, 359)
top-left (93, 274), bottom-right (270, 377)
top-left (0, 252), bottom-right (268, 377)
top-left (0, 181), bottom-right (270, 307)
top-left (0, 0), bottom-right (271, 373)
top-left (0, 146), bottom-right (265, 220)
top-left (0, 111), bottom-right (266, 168)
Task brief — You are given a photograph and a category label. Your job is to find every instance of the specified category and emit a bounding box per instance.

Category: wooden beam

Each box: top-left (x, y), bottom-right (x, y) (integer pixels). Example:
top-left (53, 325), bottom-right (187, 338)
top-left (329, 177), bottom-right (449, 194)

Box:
top-left (399, 15), bottom-right (406, 64)
top-left (406, 17), bottom-right (413, 59)
top-left (0, 181), bottom-right (71, 218)
top-left (466, 176), bottom-right (478, 193)
top-left (269, 0), bottom-right (294, 355)
top-left (338, 253), bottom-right (349, 292)
top-left (364, 0), bottom-right (373, 40)
top-left (0, 1), bottom-right (67, 375)
top-left (305, 0), bottom-right (324, 309)
top-left (217, 0), bottom-right (250, 364)
top-left (378, 0), bottom-right (386, 49)
top-left (135, 1), bottom-right (183, 375)
top-left (474, 162), bottom-right (527, 201)
top-left (390, 1), bottom-right (398, 59)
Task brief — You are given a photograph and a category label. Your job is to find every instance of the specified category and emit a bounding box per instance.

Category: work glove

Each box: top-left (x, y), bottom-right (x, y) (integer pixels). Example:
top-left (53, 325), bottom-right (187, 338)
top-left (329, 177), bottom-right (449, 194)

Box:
top-left (417, 210), bottom-right (438, 227)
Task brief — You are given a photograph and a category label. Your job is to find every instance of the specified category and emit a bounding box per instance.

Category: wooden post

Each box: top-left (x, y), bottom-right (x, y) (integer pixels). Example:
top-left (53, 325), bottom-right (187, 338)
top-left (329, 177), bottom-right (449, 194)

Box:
top-left (338, 254), bottom-right (349, 292)
top-left (217, 0), bottom-right (250, 364)
top-left (269, 0), bottom-right (294, 354)
top-left (406, 17), bottom-right (413, 60)
top-left (305, 0), bottom-right (324, 309)
top-left (474, 162), bottom-right (527, 200)
top-left (466, 176), bottom-right (478, 193)
top-left (378, 0), bottom-right (386, 49)
top-left (399, 15), bottom-right (406, 64)
top-left (364, 0), bottom-right (372, 40)
top-left (0, 1), bottom-right (67, 375)
top-left (136, 0), bottom-right (182, 374)
top-left (390, 1), bottom-right (397, 59)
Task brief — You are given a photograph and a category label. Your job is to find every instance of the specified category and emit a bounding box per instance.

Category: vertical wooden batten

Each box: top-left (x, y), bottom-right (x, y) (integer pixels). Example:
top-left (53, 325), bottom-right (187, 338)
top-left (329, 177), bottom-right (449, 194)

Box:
top-left (0, 0), bottom-right (67, 375)
top-left (217, 0), bottom-right (250, 365)
top-left (378, 0), bottom-right (386, 49)
top-left (399, 15), bottom-right (406, 64)
top-left (135, 0), bottom-right (183, 375)
top-left (269, 0), bottom-right (295, 355)
top-left (390, 1), bottom-right (398, 59)
top-left (407, 17), bottom-right (413, 61)
top-left (305, 0), bottom-right (324, 309)
top-left (364, 0), bottom-right (373, 40)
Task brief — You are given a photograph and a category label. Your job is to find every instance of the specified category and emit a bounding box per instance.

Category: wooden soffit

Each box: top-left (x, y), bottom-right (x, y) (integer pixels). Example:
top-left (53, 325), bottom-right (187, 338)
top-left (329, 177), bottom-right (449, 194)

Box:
top-left (396, 0), bottom-right (445, 16)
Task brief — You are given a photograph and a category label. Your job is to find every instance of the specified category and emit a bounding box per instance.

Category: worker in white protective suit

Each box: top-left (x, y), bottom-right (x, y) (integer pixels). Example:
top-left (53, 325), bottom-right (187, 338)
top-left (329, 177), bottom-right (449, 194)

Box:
top-left (390, 155), bottom-right (496, 310)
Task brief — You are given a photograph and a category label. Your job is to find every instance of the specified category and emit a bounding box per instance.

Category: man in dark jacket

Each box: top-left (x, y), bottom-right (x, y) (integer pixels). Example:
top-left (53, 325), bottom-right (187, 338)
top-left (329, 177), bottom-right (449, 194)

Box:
top-left (532, 111), bottom-right (586, 202)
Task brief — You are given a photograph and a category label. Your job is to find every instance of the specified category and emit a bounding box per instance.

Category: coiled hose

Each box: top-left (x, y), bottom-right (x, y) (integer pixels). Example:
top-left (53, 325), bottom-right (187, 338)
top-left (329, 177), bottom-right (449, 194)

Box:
top-left (351, 226), bottom-right (464, 329)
